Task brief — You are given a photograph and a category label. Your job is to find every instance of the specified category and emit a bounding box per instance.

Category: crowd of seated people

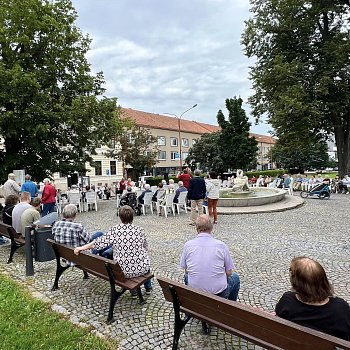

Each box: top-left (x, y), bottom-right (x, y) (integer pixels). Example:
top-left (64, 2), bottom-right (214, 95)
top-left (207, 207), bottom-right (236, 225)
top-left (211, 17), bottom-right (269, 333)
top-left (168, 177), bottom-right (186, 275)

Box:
top-left (1, 169), bottom-right (349, 342)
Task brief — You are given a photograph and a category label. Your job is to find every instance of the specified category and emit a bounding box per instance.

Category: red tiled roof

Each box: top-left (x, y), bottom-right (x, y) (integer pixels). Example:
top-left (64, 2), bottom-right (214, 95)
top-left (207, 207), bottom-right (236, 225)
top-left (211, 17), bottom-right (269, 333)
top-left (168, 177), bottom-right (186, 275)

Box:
top-left (121, 108), bottom-right (220, 135)
top-left (121, 108), bottom-right (275, 143)
top-left (249, 133), bottom-right (276, 144)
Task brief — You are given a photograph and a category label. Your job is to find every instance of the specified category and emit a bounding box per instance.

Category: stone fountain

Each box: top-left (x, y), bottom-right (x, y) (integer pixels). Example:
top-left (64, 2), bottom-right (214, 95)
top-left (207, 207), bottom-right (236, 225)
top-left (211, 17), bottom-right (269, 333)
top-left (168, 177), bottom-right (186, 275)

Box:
top-left (217, 169), bottom-right (286, 207)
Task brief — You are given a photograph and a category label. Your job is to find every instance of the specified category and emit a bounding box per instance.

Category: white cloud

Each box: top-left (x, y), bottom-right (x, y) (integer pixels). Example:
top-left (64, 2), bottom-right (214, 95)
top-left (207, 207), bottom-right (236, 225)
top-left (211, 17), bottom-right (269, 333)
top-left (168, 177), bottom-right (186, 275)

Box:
top-left (72, 0), bottom-right (270, 134)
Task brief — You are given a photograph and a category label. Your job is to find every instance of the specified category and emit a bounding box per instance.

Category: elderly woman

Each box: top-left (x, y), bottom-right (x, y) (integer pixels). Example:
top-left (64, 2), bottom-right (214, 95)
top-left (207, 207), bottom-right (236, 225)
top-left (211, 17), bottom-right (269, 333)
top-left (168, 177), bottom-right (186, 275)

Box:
top-left (74, 205), bottom-right (152, 296)
top-left (41, 178), bottom-right (57, 216)
top-left (275, 256), bottom-right (350, 340)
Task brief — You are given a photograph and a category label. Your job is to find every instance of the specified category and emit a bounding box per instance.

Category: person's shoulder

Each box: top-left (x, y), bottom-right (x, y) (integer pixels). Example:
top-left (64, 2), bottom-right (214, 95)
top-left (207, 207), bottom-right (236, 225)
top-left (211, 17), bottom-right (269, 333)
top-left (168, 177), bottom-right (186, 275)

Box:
top-left (183, 237), bottom-right (196, 247)
top-left (330, 296), bottom-right (350, 308)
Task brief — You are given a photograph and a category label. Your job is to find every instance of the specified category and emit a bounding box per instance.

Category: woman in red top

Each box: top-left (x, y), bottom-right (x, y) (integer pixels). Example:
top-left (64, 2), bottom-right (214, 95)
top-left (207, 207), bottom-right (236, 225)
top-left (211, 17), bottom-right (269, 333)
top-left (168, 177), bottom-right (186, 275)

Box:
top-left (41, 178), bottom-right (57, 216)
top-left (177, 169), bottom-right (191, 189)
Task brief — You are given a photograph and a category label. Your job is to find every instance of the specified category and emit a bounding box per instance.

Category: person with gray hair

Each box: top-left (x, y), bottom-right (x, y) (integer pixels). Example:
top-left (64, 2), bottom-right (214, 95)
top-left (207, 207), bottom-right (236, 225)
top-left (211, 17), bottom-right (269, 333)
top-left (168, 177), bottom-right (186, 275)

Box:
top-left (52, 204), bottom-right (91, 248)
top-left (138, 183), bottom-right (152, 205)
top-left (21, 174), bottom-right (38, 200)
top-left (180, 214), bottom-right (240, 301)
top-left (3, 173), bottom-right (21, 200)
top-left (173, 180), bottom-right (187, 206)
top-left (187, 169), bottom-right (206, 225)
top-left (41, 177), bottom-right (57, 217)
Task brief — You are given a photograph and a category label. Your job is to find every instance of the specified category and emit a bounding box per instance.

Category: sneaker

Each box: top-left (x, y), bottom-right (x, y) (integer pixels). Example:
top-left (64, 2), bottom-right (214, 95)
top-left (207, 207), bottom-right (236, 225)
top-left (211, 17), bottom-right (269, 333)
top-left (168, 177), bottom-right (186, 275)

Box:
top-left (130, 290), bottom-right (138, 298)
top-left (145, 288), bottom-right (152, 295)
top-left (0, 236), bottom-right (7, 245)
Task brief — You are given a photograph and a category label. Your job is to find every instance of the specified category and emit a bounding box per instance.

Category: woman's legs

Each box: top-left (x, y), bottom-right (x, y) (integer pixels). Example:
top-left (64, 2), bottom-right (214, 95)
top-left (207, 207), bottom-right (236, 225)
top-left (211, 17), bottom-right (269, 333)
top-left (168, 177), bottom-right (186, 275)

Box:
top-left (207, 198), bottom-right (214, 219)
top-left (212, 199), bottom-right (218, 223)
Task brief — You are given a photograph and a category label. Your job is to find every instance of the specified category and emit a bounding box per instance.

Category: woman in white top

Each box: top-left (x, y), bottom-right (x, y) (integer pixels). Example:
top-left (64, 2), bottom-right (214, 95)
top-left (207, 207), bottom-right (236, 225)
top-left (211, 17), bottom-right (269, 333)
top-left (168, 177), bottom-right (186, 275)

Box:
top-left (205, 171), bottom-right (221, 224)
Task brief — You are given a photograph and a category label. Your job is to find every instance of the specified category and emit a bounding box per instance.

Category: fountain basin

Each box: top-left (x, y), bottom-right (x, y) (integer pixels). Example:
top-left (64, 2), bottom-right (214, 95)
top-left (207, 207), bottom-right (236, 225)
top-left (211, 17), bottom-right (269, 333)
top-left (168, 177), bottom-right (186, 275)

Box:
top-left (218, 187), bottom-right (286, 207)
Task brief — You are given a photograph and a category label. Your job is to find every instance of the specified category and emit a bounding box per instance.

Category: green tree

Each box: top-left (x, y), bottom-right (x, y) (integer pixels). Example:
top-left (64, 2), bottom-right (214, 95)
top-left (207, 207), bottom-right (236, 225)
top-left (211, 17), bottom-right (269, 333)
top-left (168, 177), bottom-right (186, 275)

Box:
top-left (217, 97), bottom-right (258, 171)
top-left (271, 136), bottom-right (330, 170)
top-left (242, 0), bottom-right (350, 176)
top-left (107, 121), bottom-right (158, 180)
top-left (0, 0), bottom-right (119, 182)
top-left (185, 132), bottom-right (225, 173)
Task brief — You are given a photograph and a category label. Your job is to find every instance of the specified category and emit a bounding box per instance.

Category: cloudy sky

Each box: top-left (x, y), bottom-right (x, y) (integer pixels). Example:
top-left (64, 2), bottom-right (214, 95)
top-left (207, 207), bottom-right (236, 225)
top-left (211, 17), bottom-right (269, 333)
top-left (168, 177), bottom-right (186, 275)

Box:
top-left (71, 0), bottom-right (271, 135)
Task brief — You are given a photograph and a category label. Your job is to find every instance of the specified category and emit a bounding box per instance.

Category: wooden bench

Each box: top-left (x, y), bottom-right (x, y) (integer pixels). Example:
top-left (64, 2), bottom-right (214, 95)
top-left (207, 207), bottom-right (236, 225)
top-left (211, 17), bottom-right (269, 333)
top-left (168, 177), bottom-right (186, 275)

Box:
top-left (0, 221), bottom-right (26, 263)
top-left (157, 277), bottom-right (350, 350)
top-left (47, 239), bottom-right (154, 324)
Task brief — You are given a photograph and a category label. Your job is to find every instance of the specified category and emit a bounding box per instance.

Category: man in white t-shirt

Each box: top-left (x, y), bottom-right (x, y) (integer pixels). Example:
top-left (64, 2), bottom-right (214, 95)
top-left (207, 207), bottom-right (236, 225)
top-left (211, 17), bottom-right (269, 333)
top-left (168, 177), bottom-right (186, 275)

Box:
top-left (12, 192), bottom-right (31, 234)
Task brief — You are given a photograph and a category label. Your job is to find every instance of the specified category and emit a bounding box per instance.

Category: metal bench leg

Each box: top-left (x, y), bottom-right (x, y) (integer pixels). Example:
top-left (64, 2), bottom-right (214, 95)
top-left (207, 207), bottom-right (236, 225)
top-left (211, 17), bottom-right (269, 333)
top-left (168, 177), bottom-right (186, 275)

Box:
top-left (105, 264), bottom-right (126, 324)
top-left (201, 321), bottom-right (211, 334)
top-left (137, 287), bottom-right (146, 305)
top-left (169, 286), bottom-right (191, 350)
top-left (83, 271), bottom-right (89, 279)
top-left (8, 240), bottom-right (22, 264)
top-left (51, 249), bottom-right (70, 291)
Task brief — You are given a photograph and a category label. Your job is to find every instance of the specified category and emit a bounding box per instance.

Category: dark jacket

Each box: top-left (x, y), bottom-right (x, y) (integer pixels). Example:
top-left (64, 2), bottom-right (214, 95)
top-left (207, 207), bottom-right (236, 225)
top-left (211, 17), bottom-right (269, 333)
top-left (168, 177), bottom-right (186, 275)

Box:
top-left (188, 176), bottom-right (206, 200)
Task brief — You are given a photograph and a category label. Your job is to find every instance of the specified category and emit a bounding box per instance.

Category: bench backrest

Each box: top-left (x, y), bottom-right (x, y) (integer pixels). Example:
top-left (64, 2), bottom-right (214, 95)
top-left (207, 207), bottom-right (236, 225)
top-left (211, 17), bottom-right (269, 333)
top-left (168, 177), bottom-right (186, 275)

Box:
top-left (47, 239), bottom-right (126, 283)
top-left (157, 277), bottom-right (350, 350)
top-left (0, 221), bottom-right (10, 235)
top-left (0, 221), bottom-right (21, 240)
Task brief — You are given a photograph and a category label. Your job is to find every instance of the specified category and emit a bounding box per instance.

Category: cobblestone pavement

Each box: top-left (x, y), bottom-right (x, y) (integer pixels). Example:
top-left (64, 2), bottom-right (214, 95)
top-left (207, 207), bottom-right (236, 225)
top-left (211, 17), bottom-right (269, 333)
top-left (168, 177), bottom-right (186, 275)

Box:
top-left (1, 195), bottom-right (350, 349)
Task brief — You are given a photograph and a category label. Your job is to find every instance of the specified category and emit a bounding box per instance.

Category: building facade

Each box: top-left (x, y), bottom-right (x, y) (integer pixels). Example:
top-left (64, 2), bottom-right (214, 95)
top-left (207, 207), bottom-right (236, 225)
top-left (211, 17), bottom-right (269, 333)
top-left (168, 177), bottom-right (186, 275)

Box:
top-left (1, 108), bottom-right (276, 190)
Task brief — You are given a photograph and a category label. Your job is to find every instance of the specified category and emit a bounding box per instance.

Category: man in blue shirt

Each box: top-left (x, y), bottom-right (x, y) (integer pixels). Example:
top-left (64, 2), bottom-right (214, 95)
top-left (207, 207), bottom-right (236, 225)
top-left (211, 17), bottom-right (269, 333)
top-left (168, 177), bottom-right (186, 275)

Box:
top-left (21, 174), bottom-right (38, 200)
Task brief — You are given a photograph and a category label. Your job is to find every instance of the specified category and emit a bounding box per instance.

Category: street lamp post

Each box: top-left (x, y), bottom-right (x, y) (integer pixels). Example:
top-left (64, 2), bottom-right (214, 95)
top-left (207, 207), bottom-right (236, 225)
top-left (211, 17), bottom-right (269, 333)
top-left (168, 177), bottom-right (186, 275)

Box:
top-left (258, 137), bottom-right (263, 171)
top-left (164, 104), bottom-right (197, 170)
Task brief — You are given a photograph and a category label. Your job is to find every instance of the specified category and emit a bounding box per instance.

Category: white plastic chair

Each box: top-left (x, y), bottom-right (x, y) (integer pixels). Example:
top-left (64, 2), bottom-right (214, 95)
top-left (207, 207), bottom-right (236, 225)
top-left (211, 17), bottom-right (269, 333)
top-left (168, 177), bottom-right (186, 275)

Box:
top-left (174, 191), bottom-right (188, 215)
top-left (68, 192), bottom-right (83, 212)
top-left (85, 191), bottom-right (98, 211)
top-left (158, 193), bottom-right (175, 218)
top-left (140, 192), bottom-right (153, 215)
top-left (284, 179), bottom-right (294, 196)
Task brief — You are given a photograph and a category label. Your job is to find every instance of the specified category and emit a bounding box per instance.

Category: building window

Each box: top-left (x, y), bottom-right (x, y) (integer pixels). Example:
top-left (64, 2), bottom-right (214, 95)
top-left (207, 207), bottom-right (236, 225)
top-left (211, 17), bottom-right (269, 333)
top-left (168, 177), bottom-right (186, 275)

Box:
top-left (170, 137), bottom-right (178, 147)
top-left (94, 161), bottom-right (102, 176)
top-left (171, 151), bottom-right (179, 161)
top-left (182, 152), bottom-right (189, 160)
top-left (192, 139), bottom-right (197, 146)
top-left (158, 136), bottom-right (166, 146)
top-left (110, 160), bottom-right (116, 175)
top-left (182, 138), bottom-right (189, 147)
top-left (158, 151), bottom-right (166, 160)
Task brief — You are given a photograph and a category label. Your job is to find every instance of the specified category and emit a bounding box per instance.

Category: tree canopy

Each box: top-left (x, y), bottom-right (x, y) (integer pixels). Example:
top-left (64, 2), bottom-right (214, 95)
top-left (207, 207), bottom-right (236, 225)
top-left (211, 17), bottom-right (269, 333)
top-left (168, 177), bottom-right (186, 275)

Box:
top-left (242, 0), bottom-right (350, 176)
top-left (186, 97), bottom-right (258, 172)
top-left (272, 136), bottom-right (330, 170)
top-left (0, 0), bottom-right (120, 182)
top-left (186, 132), bottom-right (225, 173)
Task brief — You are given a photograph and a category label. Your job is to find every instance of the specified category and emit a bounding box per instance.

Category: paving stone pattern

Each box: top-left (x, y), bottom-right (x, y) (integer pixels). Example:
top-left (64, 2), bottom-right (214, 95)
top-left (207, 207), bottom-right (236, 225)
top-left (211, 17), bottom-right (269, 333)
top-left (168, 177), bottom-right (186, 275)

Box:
top-left (0, 195), bottom-right (349, 349)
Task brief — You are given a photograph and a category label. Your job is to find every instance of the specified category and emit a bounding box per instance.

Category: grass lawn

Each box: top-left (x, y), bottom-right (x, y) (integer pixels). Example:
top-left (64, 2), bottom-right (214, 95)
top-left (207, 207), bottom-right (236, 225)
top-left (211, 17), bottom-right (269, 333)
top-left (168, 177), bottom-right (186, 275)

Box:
top-left (0, 274), bottom-right (117, 350)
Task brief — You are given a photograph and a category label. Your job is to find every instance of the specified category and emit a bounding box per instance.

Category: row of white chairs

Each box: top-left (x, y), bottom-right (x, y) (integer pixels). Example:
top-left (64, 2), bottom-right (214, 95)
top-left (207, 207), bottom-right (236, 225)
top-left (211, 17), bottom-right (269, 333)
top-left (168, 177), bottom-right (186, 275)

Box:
top-left (139, 191), bottom-right (188, 217)
top-left (56, 192), bottom-right (98, 214)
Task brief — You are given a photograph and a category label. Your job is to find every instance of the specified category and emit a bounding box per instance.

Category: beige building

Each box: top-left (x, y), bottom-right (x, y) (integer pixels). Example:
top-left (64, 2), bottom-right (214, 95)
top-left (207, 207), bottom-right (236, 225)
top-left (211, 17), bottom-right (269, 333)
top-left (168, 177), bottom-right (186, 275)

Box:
top-left (122, 108), bottom-right (220, 175)
top-left (123, 108), bottom-right (276, 174)
top-left (1, 108), bottom-right (276, 190)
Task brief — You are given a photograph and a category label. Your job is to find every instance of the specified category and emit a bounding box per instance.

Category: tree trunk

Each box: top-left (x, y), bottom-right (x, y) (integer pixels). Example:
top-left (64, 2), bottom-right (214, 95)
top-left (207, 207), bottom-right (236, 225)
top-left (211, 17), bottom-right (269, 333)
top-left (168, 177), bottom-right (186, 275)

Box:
top-left (334, 125), bottom-right (350, 177)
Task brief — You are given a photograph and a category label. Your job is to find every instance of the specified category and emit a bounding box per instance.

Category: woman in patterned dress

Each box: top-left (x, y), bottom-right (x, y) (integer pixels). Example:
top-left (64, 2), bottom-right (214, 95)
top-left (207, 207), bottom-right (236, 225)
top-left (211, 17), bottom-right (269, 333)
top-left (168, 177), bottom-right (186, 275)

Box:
top-left (74, 205), bottom-right (152, 296)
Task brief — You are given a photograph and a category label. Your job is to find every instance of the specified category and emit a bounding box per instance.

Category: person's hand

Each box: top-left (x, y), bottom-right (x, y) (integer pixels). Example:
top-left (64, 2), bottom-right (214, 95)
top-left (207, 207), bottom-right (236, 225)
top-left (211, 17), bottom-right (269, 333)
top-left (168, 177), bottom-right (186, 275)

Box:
top-left (74, 247), bottom-right (81, 255)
